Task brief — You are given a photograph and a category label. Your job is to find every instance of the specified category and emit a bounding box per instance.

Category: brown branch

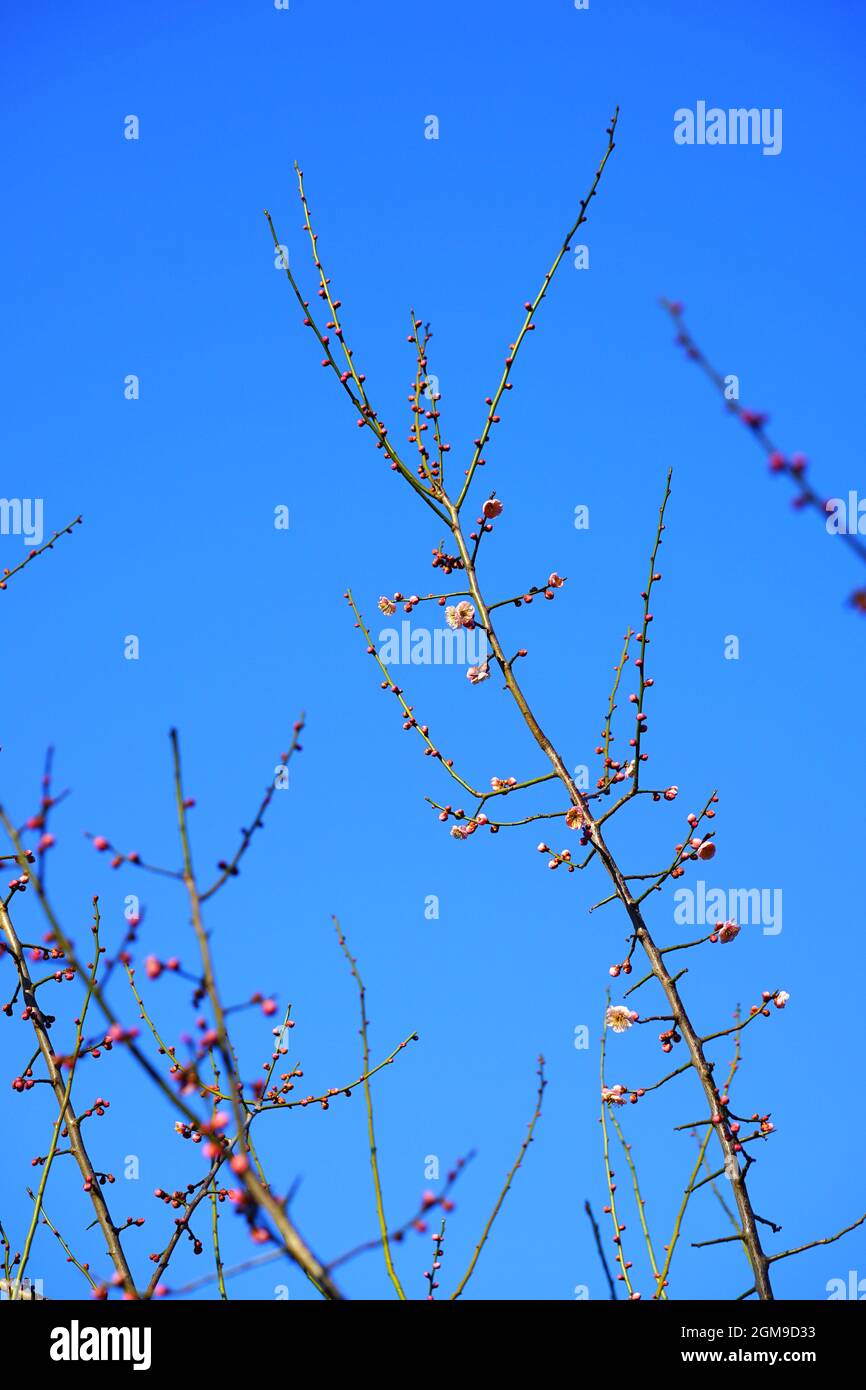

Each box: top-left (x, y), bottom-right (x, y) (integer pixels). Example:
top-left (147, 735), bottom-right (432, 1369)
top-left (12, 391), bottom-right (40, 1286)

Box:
top-left (282, 110), bottom-right (794, 1301)
top-left (332, 917), bottom-right (409, 1299)
top-left (0, 516), bottom-right (83, 591)
top-left (169, 729), bottom-right (345, 1301)
top-left (767, 1214), bottom-right (866, 1265)
top-left (660, 299), bottom-right (866, 610)
top-left (0, 895), bottom-right (136, 1296)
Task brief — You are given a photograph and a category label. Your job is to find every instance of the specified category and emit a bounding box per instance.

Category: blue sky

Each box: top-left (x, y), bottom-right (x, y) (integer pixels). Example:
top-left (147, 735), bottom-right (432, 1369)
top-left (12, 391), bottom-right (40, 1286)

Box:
top-left (2, 0), bottom-right (864, 1300)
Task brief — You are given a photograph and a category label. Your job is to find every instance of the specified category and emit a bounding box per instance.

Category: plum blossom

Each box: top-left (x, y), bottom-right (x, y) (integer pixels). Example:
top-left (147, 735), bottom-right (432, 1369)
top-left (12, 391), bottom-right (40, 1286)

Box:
top-left (602, 1084), bottom-right (628, 1106)
top-left (605, 1005), bottom-right (638, 1033)
top-left (482, 498), bottom-right (503, 519)
top-left (377, 596), bottom-right (397, 616)
top-left (445, 601), bottom-right (475, 630)
top-left (467, 661), bottom-right (490, 685)
top-left (773, 991), bottom-right (789, 1009)
top-left (717, 920), bottom-right (740, 944)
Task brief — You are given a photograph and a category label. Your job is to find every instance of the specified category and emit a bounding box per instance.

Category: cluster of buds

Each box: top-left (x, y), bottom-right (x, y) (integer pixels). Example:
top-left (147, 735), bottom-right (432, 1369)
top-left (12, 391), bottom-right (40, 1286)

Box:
top-left (596, 756), bottom-right (635, 789)
top-left (144, 955), bottom-right (181, 981)
top-left (449, 813), bottom-right (492, 841)
top-left (768, 450), bottom-right (807, 478)
top-left (602, 1083), bottom-right (646, 1108)
top-left (608, 959), bottom-right (633, 979)
top-left (174, 1121), bottom-right (203, 1144)
top-left (537, 842), bottom-right (575, 872)
top-left (263, 1064), bottom-right (304, 1104)
top-left (103, 1022), bottom-right (140, 1048)
top-left (250, 991), bottom-right (278, 1018)
top-left (740, 409), bottom-right (769, 431)
top-left (27, 941), bottom-right (67, 965)
top-left (83, 1170), bottom-right (116, 1192)
top-left (152, 1184), bottom-right (197, 1211)
top-left (88, 834), bottom-right (141, 872)
top-left (298, 1088), bottom-right (343, 1111)
top-left (438, 805), bottom-right (494, 837)
top-left (750, 990), bottom-right (788, 1016)
top-left (24, 794), bottom-right (59, 835)
top-left (419, 1187), bottom-right (456, 1221)
top-left (373, 678), bottom-right (456, 770)
top-left (650, 785), bottom-right (679, 803)
top-left (431, 546), bottom-right (464, 576)
top-left (424, 1229), bottom-right (445, 1300)
top-left (405, 321), bottom-right (448, 482)
top-left (467, 496), bottom-right (505, 544)
top-left (669, 801), bottom-right (719, 877)
top-left (377, 591), bottom-right (422, 617)
top-left (497, 576), bottom-right (567, 614)
top-left (79, 1096), bottom-right (111, 1120)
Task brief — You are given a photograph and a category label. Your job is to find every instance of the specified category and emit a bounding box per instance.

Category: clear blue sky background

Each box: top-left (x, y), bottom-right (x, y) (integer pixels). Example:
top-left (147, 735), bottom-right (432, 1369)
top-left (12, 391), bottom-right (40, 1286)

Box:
top-left (2, 0), bottom-right (864, 1301)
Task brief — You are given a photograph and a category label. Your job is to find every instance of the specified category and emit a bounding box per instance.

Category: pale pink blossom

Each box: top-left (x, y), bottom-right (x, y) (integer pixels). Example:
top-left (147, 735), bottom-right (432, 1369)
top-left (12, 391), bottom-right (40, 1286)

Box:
top-left (445, 601), bottom-right (475, 630)
top-left (377, 596), bottom-right (397, 616)
top-left (663, 786), bottom-right (678, 801)
top-left (565, 806), bottom-right (584, 830)
top-left (773, 991), bottom-right (790, 1009)
top-left (717, 920), bottom-right (740, 944)
top-left (605, 1005), bottom-right (637, 1033)
top-left (467, 661), bottom-right (490, 684)
top-left (602, 1084), bottom-right (628, 1106)
top-left (482, 498), bottom-right (503, 519)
